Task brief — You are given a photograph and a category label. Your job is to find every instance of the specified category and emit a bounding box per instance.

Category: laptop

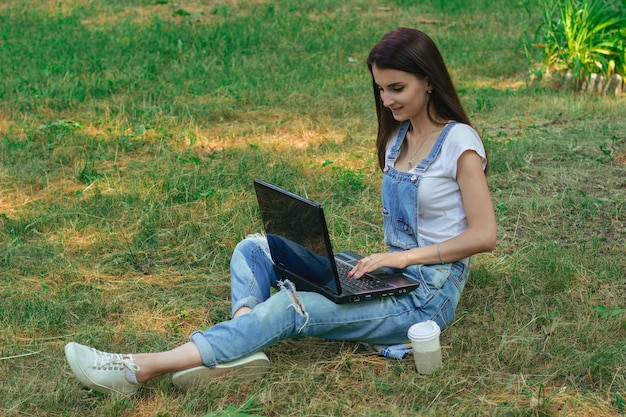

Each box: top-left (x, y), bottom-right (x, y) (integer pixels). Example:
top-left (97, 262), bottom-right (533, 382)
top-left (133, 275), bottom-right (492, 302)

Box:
top-left (253, 179), bottom-right (419, 303)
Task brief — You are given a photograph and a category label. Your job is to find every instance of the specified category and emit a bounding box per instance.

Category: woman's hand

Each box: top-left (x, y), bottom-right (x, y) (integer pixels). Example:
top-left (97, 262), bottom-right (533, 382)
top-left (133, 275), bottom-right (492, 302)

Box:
top-left (348, 252), bottom-right (408, 279)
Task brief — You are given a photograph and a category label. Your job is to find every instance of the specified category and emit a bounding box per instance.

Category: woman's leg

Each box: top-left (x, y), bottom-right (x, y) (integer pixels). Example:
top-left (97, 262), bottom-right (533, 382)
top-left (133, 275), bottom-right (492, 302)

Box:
top-left (65, 234), bottom-right (467, 394)
top-left (229, 235), bottom-right (278, 317)
top-left (64, 273), bottom-right (461, 395)
top-left (190, 282), bottom-right (427, 367)
top-left (133, 342), bottom-right (202, 383)
top-left (190, 261), bottom-right (470, 366)
top-left (134, 235), bottom-right (276, 381)
top-left (64, 236), bottom-right (278, 395)
top-left (134, 235), bottom-right (277, 382)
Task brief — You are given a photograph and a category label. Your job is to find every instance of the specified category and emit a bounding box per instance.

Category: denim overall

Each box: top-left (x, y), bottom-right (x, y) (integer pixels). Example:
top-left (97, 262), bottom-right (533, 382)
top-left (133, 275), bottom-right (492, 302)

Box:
top-left (189, 123), bottom-right (470, 367)
top-left (381, 120), bottom-right (470, 325)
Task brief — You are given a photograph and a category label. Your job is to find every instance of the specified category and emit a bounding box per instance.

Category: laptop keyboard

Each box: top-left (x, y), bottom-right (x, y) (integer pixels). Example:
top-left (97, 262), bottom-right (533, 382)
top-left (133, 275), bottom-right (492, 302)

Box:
top-left (335, 261), bottom-right (391, 292)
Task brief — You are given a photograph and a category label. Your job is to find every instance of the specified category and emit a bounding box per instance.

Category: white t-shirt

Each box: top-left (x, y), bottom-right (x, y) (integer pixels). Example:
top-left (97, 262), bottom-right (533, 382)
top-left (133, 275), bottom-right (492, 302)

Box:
top-left (385, 123), bottom-right (487, 244)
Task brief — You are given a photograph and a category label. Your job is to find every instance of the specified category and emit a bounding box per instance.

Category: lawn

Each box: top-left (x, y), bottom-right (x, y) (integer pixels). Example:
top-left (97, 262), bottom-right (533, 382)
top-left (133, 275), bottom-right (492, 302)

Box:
top-left (0, 0), bottom-right (625, 416)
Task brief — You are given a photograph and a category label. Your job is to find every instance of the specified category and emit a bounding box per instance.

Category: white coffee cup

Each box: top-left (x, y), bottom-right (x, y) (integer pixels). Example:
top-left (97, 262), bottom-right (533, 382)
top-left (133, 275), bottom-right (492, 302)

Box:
top-left (407, 320), bottom-right (442, 375)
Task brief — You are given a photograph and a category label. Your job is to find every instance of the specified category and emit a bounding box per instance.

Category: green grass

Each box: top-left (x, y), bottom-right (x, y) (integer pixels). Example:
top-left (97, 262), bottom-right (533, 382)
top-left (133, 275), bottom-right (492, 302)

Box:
top-left (1, 0), bottom-right (625, 416)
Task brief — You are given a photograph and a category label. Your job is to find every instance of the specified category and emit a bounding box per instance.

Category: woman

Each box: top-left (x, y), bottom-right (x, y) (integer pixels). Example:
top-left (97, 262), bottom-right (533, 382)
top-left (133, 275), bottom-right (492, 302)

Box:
top-left (64, 27), bottom-right (496, 396)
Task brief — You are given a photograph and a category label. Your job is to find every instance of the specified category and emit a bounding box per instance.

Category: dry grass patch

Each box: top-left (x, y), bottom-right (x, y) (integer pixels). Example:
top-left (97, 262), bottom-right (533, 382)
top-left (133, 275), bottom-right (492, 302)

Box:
top-left (0, 113), bottom-right (14, 135)
top-left (79, 0), bottom-right (270, 30)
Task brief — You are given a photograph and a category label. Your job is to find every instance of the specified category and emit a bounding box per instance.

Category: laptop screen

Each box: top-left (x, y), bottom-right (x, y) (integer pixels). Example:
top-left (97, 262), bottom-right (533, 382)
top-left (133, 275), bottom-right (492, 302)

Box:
top-left (254, 180), bottom-right (340, 294)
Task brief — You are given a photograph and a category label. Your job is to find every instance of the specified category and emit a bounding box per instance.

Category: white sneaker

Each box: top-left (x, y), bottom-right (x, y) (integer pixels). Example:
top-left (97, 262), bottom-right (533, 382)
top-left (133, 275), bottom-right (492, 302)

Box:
top-left (64, 342), bottom-right (141, 395)
top-left (171, 351), bottom-right (270, 389)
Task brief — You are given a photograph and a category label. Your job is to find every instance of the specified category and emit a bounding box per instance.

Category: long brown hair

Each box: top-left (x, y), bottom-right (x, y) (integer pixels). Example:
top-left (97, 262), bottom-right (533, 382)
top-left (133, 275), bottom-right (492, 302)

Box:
top-left (366, 28), bottom-right (477, 171)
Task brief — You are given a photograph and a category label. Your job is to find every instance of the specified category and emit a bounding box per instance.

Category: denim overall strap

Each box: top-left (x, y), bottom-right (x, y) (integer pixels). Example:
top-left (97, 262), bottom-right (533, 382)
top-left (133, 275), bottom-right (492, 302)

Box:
top-left (385, 120), bottom-right (411, 167)
top-left (413, 122), bottom-right (457, 174)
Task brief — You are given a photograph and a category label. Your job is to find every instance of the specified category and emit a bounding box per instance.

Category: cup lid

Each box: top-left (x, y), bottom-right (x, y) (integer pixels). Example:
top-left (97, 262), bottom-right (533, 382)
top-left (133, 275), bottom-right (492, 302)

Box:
top-left (407, 320), bottom-right (441, 342)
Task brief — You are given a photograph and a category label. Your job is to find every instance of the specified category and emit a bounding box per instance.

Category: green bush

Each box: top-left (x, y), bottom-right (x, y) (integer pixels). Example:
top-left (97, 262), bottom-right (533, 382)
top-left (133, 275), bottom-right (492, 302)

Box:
top-left (533, 0), bottom-right (626, 87)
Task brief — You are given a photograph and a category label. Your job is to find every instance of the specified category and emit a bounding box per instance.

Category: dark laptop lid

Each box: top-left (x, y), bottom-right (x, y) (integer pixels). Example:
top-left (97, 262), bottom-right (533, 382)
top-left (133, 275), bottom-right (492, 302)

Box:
top-left (253, 179), bottom-right (342, 295)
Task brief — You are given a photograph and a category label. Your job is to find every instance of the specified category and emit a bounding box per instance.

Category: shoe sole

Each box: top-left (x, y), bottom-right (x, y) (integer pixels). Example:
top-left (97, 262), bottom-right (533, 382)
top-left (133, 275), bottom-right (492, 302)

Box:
top-left (171, 351), bottom-right (270, 389)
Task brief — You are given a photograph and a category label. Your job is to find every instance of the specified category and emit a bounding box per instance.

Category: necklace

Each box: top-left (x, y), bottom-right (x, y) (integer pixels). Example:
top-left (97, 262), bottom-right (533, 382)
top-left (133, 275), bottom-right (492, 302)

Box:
top-left (406, 137), bottom-right (427, 168)
top-left (405, 126), bottom-right (440, 168)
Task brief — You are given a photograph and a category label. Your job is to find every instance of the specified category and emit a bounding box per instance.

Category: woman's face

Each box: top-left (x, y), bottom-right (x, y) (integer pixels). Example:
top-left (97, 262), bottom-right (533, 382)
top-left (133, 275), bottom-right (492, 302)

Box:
top-left (371, 65), bottom-right (431, 122)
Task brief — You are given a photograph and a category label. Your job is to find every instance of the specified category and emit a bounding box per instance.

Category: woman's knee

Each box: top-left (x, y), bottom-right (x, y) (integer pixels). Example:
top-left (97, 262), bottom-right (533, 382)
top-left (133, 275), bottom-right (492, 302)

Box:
top-left (234, 234), bottom-right (267, 255)
top-left (231, 235), bottom-right (272, 270)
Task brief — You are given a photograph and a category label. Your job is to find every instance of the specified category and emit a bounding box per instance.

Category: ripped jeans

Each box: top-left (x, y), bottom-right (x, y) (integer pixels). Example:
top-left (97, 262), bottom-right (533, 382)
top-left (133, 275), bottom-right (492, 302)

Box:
top-left (189, 235), bottom-right (468, 367)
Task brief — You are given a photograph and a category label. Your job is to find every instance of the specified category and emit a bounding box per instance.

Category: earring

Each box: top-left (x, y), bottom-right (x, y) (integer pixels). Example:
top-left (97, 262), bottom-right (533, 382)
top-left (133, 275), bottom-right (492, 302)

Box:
top-left (427, 90), bottom-right (433, 94)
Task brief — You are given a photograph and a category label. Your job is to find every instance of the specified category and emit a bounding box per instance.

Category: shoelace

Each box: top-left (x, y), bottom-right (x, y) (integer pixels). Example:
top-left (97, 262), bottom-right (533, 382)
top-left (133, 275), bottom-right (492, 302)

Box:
top-left (90, 348), bottom-right (141, 372)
